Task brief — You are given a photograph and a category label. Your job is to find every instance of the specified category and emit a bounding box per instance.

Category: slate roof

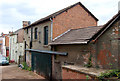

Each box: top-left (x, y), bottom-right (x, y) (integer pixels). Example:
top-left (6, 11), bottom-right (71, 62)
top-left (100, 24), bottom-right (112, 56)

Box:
top-left (23, 2), bottom-right (98, 29)
top-left (9, 28), bottom-right (24, 43)
top-left (50, 26), bottom-right (103, 45)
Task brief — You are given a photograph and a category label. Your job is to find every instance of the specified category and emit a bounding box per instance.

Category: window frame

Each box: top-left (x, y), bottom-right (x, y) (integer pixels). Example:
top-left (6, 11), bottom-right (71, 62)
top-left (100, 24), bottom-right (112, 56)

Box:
top-left (44, 26), bottom-right (48, 45)
top-left (27, 28), bottom-right (28, 34)
top-left (34, 27), bottom-right (38, 39)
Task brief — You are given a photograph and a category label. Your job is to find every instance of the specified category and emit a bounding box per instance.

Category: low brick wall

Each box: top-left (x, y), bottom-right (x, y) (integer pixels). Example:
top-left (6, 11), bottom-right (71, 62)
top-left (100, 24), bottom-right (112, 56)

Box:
top-left (62, 65), bottom-right (106, 80)
top-left (62, 68), bottom-right (92, 79)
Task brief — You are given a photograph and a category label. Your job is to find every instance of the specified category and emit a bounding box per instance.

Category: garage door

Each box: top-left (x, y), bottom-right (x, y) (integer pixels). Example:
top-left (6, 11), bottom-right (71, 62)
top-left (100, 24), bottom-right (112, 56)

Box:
top-left (31, 52), bottom-right (52, 80)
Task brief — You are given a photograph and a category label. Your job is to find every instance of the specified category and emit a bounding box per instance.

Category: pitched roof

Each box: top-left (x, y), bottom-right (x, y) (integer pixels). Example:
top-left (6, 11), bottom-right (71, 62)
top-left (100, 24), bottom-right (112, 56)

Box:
top-left (50, 11), bottom-right (120, 45)
top-left (23, 2), bottom-right (98, 29)
top-left (50, 26), bottom-right (103, 45)
top-left (92, 11), bottom-right (120, 41)
top-left (9, 28), bottom-right (22, 36)
top-left (9, 28), bottom-right (24, 43)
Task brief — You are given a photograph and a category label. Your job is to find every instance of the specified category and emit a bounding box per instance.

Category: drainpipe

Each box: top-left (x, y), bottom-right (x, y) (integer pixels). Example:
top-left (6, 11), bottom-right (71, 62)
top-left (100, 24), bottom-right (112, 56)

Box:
top-left (50, 18), bottom-right (53, 80)
top-left (50, 18), bottom-right (53, 41)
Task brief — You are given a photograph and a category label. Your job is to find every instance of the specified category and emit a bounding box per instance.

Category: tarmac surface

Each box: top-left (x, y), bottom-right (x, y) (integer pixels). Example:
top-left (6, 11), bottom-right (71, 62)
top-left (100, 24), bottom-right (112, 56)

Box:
top-left (0, 64), bottom-right (47, 81)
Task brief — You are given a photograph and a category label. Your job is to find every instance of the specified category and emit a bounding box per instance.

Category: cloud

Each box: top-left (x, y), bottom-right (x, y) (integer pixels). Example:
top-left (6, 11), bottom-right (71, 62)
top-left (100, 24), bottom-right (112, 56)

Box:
top-left (0, 0), bottom-right (119, 34)
top-left (81, 0), bottom-right (118, 25)
top-left (0, 24), bottom-right (12, 34)
top-left (0, 0), bottom-right (38, 33)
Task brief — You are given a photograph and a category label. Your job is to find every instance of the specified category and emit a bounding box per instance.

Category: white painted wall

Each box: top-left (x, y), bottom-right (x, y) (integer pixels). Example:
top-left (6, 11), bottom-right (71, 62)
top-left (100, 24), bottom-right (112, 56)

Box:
top-left (0, 37), bottom-right (6, 56)
top-left (0, 38), bottom-right (3, 54)
top-left (9, 35), bottom-right (17, 61)
top-left (9, 34), bottom-right (24, 63)
top-left (2, 37), bottom-right (6, 56)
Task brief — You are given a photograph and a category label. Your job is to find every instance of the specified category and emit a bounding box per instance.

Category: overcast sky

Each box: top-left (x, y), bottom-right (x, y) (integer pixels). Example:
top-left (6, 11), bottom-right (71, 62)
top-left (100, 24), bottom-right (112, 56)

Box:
top-left (0, 0), bottom-right (119, 34)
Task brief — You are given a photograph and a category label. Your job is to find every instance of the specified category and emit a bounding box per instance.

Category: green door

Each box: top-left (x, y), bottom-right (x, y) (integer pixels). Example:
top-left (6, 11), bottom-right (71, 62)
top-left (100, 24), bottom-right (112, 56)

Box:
top-left (31, 52), bottom-right (52, 79)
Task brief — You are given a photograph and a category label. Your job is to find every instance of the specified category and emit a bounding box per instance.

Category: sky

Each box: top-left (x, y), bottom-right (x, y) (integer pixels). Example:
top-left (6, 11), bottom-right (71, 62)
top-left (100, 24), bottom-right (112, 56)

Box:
top-left (0, 0), bottom-right (119, 34)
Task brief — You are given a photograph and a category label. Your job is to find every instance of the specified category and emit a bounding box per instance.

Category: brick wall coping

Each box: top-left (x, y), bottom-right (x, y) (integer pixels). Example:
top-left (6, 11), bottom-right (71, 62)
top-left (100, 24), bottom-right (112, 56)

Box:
top-left (62, 65), bottom-right (107, 77)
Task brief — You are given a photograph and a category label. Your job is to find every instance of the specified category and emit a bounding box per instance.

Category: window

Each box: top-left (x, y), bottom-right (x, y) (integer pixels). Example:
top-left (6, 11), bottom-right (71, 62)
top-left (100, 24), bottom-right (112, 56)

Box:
top-left (44, 26), bottom-right (48, 45)
top-left (27, 28), bottom-right (28, 34)
top-left (31, 27), bottom-right (33, 41)
top-left (13, 38), bottom-right (14, 43)
top-left (34, 28), bottom-right (37, 39)
top-left (39, 32), bottom-right (41, 43)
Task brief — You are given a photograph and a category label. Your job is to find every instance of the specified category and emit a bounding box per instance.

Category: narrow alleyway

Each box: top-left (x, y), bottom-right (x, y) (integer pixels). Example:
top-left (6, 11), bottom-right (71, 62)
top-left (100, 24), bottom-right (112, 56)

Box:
top-left (0, 64), bottom-right (47, 81)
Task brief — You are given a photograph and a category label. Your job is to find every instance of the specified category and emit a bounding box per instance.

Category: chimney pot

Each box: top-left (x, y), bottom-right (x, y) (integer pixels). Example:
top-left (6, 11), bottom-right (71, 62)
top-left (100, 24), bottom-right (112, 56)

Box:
top-left (23, 21), bottom-right (31, 28)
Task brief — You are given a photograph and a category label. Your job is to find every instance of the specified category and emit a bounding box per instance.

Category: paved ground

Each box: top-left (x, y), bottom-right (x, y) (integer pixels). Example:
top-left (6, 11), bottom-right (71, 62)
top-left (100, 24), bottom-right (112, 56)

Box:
top-left (0, 64), bottom-right (46, 80)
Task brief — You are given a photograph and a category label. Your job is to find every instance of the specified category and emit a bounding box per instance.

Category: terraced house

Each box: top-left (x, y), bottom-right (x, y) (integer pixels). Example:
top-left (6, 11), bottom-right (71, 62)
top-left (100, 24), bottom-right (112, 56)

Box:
top-left (9, 28), bottom-right (24, 63)
top-left (0, 33), bottom-right (10, 57)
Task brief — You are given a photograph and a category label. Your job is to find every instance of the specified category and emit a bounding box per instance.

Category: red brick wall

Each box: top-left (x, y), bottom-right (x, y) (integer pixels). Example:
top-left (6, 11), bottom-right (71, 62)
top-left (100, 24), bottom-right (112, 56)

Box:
top-left (0, 40), bottom-right (3, 44)
top-left (95, 19), bottom-right (119, 69)
top-left (1, 34), bottom-right (9, 47)
top-left (5, 35), bottom-right (9, 47)
top-left (62, 68), bottom-right (92, 79)
top-left (17, 29), bottom-right (24, 43)
top-left (52, 4), bottom-right (97, 39)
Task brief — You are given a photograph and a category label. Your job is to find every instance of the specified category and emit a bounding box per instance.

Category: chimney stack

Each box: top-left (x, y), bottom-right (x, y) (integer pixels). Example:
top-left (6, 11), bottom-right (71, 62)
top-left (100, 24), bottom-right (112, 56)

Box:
top-left (23, 21), bottom-right (31, 28)
top-left (9, 31), bottom-right (13, 34)
top-left (118, 1), bottom-right (120, 12)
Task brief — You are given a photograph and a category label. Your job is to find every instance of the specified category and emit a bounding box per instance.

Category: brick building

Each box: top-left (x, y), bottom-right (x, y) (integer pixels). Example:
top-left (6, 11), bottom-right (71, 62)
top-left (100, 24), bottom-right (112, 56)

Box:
top-left (23, 2), bottom-right (98, 66)
top-left (0, 33), bottom-right (10, 57)
top-left (50, 11), bottom-right (120, 79)
top-left (9, 28), bottom-right (24, 63)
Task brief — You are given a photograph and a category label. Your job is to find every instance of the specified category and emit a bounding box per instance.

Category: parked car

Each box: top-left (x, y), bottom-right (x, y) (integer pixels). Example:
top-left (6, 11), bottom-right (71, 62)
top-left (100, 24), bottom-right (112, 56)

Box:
top-left (0, 55), bottom-right (9, 65)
